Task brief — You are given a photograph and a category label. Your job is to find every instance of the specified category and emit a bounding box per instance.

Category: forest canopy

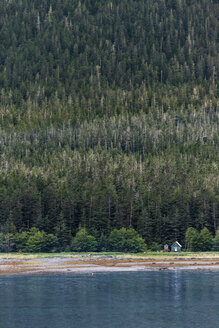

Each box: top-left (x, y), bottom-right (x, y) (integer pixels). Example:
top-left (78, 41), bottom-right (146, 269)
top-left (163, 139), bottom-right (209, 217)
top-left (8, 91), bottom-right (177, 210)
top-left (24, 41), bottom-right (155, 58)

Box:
top-left (0, 0), bottom-right (218, 250)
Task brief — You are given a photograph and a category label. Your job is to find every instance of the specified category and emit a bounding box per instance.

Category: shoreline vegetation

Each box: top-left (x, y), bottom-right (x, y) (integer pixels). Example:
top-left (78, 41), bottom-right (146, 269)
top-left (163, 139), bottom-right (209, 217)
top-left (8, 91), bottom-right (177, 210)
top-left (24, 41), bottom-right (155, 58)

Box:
top-left (1, 252), bottom-right (219, 275)
top-left (2, 251), bottom-right (219, 260)
top-left (1, 227), bottom-right (218, 255)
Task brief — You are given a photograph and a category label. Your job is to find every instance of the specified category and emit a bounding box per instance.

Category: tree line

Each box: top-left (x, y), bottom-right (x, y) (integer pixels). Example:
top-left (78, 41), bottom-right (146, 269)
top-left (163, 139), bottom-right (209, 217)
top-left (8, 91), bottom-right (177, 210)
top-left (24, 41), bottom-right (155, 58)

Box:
top-left (1, 226), bottom-right (219, 253)
top-left (0, 0), bottom-right (218, 250)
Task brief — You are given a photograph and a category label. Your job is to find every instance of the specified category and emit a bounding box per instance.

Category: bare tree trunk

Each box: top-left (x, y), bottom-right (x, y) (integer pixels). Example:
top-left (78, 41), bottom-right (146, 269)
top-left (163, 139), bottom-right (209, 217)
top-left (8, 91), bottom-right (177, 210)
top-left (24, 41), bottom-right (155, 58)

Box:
top-left (129, 199), bottom-right (133, 228)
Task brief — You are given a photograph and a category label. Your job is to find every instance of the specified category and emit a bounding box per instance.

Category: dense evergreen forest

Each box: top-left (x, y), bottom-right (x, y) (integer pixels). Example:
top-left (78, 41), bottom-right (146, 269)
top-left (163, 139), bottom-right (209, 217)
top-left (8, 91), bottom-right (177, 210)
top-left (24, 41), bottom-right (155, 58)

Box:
top-left (0, 0), bottom-right (218, 251)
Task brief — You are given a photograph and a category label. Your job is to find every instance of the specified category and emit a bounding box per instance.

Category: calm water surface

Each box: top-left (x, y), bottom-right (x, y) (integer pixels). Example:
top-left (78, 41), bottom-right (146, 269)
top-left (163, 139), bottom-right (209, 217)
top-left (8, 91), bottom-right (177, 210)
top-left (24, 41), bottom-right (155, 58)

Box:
top-left (0, 271), bottom-right (219, 328)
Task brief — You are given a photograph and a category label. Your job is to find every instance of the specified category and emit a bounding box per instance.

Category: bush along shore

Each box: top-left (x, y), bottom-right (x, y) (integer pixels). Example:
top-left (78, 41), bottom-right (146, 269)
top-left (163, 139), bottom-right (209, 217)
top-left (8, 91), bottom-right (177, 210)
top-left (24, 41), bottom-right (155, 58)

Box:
top-left (0, 227), bottom-right (219, 254)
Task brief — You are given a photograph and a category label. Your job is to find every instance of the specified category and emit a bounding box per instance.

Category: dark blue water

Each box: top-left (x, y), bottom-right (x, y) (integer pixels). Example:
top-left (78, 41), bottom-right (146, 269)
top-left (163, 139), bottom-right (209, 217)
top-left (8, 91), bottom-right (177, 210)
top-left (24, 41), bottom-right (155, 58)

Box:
top-left (0, 271), bottom-right (219, 328)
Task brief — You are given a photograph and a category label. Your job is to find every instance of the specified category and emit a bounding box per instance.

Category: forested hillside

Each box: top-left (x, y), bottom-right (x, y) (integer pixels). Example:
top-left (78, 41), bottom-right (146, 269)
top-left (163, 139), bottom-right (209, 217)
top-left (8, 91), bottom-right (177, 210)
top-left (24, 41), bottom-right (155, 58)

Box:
top-left (0, 0), bottom-right (218, 250)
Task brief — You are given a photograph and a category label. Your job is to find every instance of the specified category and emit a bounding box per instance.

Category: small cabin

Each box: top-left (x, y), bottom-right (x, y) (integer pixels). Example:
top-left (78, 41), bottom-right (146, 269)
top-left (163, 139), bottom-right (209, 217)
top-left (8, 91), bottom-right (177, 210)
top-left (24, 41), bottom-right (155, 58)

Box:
top-left (171, 241), bottom-right (182, 252)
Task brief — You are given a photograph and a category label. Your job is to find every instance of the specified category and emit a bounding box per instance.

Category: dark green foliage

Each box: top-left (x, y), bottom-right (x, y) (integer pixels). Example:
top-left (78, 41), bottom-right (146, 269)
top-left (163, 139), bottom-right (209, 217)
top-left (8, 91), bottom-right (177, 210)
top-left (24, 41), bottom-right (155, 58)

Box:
top-left (0, 0), bottom-right (217, 130)
top-left (54, 214), bottom-right (72, 251)
top-left (109, 228), bottom-right (146, 253)
top-left (185, 227), bottom-right (213, 251)
top-left (0, 233), bottom-right (7, 252)
top-left (0, 233), bottom-right (15, 252)
top-left (199, 228), bottom-right (213, 251)
top-left (97, 233), bottom-right (109, 252)
top-left (71, 228), bottom-right (97, 252)
top-left (149, 242), bottom-right (162, 252)
top-left (212, 231), bottom-right (219, 251)
top-left (14, 228), bottom-right (58, 252)
top-left (0, 0), bottom-right (218, 248)
top-left (185, 227), bottom-right (200, 251)
top-left (13, 231), bottom-right (29, 252)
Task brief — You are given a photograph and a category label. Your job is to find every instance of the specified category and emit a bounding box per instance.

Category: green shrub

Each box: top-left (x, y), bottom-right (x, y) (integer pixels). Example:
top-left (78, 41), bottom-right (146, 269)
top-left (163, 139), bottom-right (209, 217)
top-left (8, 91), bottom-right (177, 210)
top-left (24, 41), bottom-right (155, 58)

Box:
top-left (0, 233), bottom-right (7, 252)
top-left (212, 230), bottom-right (219, 251)
top-left (185, 227), bottom-right (213, 251)
top-left (14, 231), bottom-right (29, 252)
top-left (25, 229), bottom-right (58, 252)
top-left (199, 227), bottom-right (213, 251)
top-left (108, 228), bottom-right (126, 252)
top-left (13, 228), bottom-right (58, 253)
top-left (26, 230), bottom-right (45, 252)
top-left (42, 233), bottom-right (59, 252)
top-left (97, 233), bottom-right (108, 252)
top-left (0, 233), bottom-right (15, 252)
top-left (54, 218), bottom-right (72, 251)
top-left (71, 228), bottom-right (97, 252)
top-left (149, 242), bottom-right (162, 252)
top-left (108, 228), bottom-right (146, 253)
top-left (185, 227), bottom-right (201, 251)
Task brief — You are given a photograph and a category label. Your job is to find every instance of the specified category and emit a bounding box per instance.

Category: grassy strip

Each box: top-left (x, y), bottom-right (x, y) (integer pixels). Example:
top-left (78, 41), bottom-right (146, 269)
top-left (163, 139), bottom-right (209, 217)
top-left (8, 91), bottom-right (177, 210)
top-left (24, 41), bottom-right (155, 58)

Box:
top-left (1, 252), bottom-right (219, 260)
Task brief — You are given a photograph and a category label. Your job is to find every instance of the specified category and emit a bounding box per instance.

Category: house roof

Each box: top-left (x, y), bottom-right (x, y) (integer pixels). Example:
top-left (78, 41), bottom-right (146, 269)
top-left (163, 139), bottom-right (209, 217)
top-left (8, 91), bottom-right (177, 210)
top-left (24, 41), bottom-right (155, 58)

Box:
top-left (171, 241), bottom-right (182, 248)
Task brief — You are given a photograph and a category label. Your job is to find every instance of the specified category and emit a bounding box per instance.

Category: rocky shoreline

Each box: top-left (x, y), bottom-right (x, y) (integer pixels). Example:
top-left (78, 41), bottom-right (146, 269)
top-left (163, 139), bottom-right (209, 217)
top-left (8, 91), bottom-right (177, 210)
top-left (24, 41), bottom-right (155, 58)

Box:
top-left (1, 256), bottom-right (219, 275)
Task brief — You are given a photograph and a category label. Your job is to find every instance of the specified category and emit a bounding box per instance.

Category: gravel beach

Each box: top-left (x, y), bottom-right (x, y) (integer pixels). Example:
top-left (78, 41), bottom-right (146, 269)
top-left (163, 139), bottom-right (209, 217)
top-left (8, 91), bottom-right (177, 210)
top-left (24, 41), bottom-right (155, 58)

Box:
top-left (1, 256), bottom-right (219, 275)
